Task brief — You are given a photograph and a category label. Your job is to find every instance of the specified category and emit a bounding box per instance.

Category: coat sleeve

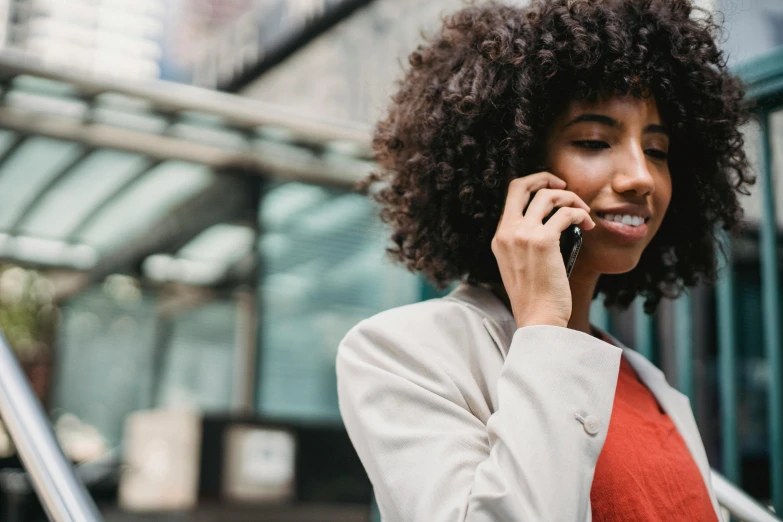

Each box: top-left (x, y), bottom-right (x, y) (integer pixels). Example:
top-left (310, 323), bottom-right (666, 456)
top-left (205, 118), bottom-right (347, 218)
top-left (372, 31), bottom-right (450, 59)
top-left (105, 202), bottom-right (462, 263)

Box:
top-left (336, 322), bottom-right (623, 522)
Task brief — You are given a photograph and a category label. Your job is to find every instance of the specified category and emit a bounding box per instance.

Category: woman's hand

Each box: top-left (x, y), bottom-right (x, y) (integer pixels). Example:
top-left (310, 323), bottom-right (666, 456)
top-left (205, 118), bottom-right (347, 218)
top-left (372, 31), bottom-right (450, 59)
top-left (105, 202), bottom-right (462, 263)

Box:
top-left (491, 172), bottom-right (596, 329)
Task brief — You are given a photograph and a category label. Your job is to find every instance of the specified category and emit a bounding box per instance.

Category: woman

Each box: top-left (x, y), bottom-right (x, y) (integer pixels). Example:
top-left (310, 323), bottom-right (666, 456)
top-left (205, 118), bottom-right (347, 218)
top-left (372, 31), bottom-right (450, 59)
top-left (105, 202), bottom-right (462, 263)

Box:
top-left (336, 0), bottom-right (752, 520)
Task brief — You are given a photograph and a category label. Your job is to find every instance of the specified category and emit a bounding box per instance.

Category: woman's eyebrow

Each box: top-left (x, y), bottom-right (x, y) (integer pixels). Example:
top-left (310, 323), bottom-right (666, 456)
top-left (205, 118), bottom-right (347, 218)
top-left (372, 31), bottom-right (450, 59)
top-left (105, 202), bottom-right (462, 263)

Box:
top-left (644, 123), bottom-right (669, 136)
top-left (562, 114), bottom-right (618, 128)
top-left (563, 114), bottom-right (669, 136)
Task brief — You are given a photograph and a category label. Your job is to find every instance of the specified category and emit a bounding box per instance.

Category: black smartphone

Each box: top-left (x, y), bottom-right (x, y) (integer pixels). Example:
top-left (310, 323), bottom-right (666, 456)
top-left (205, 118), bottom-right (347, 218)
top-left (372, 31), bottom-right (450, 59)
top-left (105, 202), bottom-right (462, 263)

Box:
top-left (543, 208), bottom-right (582, 278)
top-left (526, 192), bottom-right (583, 278)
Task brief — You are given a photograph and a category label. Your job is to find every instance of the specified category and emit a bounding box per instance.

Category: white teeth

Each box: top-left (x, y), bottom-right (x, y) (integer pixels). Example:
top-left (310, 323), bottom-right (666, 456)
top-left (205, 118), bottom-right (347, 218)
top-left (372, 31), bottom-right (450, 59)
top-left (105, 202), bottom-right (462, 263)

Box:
top-left (601, 213), bottom-right (646, 227)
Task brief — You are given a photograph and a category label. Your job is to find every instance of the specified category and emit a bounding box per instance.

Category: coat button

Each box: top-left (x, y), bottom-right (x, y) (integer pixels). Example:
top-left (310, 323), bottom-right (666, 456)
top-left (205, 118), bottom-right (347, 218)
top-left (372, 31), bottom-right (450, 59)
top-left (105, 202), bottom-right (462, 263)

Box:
top-left (583, 415), bottom-right (601, 435)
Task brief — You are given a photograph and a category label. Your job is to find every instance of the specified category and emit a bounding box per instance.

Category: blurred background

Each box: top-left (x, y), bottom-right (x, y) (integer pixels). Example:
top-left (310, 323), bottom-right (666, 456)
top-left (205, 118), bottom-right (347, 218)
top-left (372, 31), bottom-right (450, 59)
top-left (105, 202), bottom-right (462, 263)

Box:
top-left (0, 0), bottom-right (779, 521)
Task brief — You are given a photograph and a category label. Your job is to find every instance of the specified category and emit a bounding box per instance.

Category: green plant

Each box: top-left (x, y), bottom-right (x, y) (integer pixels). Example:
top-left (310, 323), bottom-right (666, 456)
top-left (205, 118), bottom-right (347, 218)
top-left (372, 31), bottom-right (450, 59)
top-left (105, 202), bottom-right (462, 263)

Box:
top-left (0, 265), bottom-right (57, 362)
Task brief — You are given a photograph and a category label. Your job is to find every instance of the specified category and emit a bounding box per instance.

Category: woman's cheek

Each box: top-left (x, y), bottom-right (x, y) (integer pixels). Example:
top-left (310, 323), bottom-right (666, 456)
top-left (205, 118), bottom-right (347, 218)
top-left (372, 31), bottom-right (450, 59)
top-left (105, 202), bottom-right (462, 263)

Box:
top-left (557, 159), bottom-right (612, 196)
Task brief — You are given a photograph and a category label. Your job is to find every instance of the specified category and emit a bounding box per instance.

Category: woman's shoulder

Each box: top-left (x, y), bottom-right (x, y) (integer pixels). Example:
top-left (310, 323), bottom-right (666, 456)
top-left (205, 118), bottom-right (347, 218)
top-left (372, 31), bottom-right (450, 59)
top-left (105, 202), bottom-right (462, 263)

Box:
top-left (337, 292), bottom-right (496, 369)
top-left (346, 296), bottom-right (485, 346)
top-left (336, 295), bottom-right (502, 411)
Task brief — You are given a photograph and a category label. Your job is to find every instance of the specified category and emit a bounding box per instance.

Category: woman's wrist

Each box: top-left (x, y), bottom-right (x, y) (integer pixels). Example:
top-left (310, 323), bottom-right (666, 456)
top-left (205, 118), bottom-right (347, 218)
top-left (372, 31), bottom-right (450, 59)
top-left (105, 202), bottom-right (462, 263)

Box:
top-left (515, 315), bottom-right (569, 329)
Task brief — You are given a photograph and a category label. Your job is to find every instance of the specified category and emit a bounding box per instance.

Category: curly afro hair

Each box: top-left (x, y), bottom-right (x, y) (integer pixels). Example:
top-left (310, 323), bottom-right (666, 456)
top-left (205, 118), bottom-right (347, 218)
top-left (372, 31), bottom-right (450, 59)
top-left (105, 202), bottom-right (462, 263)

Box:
top-left (365, 0), bottom-right (753, 313)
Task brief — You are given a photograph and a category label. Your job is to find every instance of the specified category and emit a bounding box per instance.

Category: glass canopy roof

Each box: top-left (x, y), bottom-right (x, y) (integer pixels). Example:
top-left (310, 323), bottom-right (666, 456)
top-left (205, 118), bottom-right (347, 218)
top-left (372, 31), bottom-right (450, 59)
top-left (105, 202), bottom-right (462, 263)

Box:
top-left (0, 52), bottom-right (373, 285)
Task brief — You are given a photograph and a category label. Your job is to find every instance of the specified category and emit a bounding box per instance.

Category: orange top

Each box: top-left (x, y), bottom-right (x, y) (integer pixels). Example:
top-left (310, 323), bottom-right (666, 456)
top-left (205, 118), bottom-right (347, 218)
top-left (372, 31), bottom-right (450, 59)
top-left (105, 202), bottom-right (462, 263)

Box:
top-left (590, 355), bottom-right (717, 521)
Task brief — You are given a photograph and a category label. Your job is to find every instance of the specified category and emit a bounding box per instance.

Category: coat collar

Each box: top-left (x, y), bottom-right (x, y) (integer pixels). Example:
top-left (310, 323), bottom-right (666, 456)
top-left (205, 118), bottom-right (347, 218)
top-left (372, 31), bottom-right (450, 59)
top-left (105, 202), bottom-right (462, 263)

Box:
top-left (444, 282), bottom-right (722, 518)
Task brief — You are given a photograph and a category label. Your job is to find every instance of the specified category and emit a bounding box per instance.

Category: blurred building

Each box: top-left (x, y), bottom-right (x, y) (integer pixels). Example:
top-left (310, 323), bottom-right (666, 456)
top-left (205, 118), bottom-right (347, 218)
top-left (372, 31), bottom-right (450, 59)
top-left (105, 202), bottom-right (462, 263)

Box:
top-left (1, 0), bottom-right (165, 80)
top-left (0, 0), bottom-right (376, 89)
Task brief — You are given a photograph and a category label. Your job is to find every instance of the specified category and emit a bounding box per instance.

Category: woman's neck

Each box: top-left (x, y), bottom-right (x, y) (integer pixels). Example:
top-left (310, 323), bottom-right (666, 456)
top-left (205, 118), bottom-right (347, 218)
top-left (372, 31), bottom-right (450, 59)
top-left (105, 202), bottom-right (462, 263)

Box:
top-left (489, 267), bottom-right (600, 337)
top-left (566, 268), bottom-right (601, 336)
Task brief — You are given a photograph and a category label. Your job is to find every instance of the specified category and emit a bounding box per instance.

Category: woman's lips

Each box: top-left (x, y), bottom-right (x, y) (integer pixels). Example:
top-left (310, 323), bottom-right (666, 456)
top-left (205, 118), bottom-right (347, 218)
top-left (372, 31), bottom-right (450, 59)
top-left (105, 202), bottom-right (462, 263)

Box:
top-left (596, 215), bottom-right (649, 242)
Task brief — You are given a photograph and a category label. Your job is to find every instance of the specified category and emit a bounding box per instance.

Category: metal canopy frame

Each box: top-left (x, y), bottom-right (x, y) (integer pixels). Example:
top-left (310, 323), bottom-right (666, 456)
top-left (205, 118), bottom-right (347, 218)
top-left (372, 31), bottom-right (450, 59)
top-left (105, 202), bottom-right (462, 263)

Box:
top-left (0, 51), bottom-right (373, 160)
top-left (66, 159), bottom-right (163, 246)
top-left (0, 50), bottom-right (374, 283)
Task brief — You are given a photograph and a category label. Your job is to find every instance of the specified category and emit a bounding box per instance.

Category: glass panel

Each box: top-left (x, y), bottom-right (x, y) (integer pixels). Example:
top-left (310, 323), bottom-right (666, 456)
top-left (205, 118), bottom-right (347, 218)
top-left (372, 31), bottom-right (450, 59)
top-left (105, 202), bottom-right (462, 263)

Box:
top-left (53, 281), bottom-right (157, 447)
top-left (91, 105), bottom-right (169, 134)
top-left (729, 108), bottom-right (783, 503)
top-left (19, 150), bottom-right (149, 239)
top-left (0, 137), bottom-right (82, 230)
top-left (0, 235), bottom-right (98, 269)
top-left (169, 122), bottom-right (246, 149)
top-left (0, 129), bottom-right (20, 153)
top-left (155, 300), bottom-right (237, 411)
top-left (256, 183), bottom-right (420, 423)
top-left (765, 108), bottom-right (783, 511)
top-left (5, 90), bottom-right (88, 119)
top-left (739, 121), bottom-right (765, 225)
top-left (94, 92), bottom-right (154, 114)
top-left (76, 160), bottom-right (213, 250)
top-left (734, 263), bottom-right (773, 500)
top-left (142, 224), bottom-right (255, 285)
top-left (11, 75), bottom-right (80, 98)
top-left (774, 111), bottom-right (783, 219)
top-left (260, 182), bottom-right (330, 231)
top-left (177, 223), bottom-right (255, 264)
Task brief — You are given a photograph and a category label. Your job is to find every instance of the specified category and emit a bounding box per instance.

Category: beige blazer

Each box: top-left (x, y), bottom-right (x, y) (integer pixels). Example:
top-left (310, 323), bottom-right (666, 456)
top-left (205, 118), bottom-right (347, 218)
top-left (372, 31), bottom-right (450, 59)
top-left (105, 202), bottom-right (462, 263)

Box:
top-left (336, 282), bottom-right (722, 521)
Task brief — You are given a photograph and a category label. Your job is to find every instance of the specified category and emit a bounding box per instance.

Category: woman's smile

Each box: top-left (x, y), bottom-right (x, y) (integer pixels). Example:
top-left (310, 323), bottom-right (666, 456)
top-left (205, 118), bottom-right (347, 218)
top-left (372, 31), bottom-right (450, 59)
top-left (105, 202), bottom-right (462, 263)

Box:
top-left (593, 205), bottom-right (653, 243)
top-left (594, 213), bottom-right (649, 243)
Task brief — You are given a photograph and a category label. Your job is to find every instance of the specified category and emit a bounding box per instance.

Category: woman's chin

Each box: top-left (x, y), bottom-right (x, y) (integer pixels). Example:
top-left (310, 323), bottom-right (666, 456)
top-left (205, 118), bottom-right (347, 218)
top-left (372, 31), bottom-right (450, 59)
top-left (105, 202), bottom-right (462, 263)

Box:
top-left (600, 265), bottom-right (639, 275)
top-left (581, 251), bottom-right (642, 275)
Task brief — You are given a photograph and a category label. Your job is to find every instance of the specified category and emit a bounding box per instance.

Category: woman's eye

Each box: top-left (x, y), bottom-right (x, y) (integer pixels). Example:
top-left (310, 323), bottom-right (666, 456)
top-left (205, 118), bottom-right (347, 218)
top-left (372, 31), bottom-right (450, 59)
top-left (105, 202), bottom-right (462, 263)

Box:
top-left (645, 148), bottom-right (669, 160)
top-left (573, 140), bottom-right (609, 150)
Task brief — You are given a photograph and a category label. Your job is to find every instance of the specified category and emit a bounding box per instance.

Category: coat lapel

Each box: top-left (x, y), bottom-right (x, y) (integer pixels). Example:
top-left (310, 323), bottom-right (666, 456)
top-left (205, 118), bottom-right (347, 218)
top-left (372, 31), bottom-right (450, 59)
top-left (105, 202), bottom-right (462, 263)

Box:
top-left (480, 317), bottom-right (517, 360)
top-left (444, 283), bottom-right (517, 360)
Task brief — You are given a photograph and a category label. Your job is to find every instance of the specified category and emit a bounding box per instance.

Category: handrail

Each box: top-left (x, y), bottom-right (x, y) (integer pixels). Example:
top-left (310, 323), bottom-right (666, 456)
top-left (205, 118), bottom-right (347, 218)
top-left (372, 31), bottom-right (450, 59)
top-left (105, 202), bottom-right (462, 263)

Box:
top-left (0, 332), bottom-right (102, 522)
top-left (714, 470), bottom-right (781, 522)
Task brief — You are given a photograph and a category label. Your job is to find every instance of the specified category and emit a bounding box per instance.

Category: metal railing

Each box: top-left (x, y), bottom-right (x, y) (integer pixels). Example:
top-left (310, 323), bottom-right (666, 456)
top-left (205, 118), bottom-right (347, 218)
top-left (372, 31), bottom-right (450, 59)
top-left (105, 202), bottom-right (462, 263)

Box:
top-left (714, 471), bottom-right (781, 522)
top-left (0, 332), bottom-right (102, 521)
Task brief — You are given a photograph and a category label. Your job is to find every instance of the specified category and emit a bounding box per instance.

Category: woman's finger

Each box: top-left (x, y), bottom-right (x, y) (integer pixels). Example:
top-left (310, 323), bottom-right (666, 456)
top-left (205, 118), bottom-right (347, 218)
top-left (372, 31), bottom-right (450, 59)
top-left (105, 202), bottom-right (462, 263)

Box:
top-left (524, 188), bottom-right (590, 223)
top-left (543, 206), bottom-right (596, 232)
top-left (499, 173), bottom-right (566, 227)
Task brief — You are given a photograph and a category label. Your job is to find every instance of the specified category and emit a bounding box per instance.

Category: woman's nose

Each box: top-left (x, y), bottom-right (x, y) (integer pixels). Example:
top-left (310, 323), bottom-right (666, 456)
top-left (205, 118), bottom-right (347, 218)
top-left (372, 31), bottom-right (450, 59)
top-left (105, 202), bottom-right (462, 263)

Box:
top-left (612, 145), bottom-right (656, 196)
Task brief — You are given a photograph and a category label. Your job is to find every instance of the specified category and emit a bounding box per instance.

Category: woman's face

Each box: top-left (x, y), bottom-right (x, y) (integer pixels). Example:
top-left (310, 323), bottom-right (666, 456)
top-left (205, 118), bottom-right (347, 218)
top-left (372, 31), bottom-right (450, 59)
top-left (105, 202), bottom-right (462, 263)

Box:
top-left (543, 94), bottom-right (672, 275)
